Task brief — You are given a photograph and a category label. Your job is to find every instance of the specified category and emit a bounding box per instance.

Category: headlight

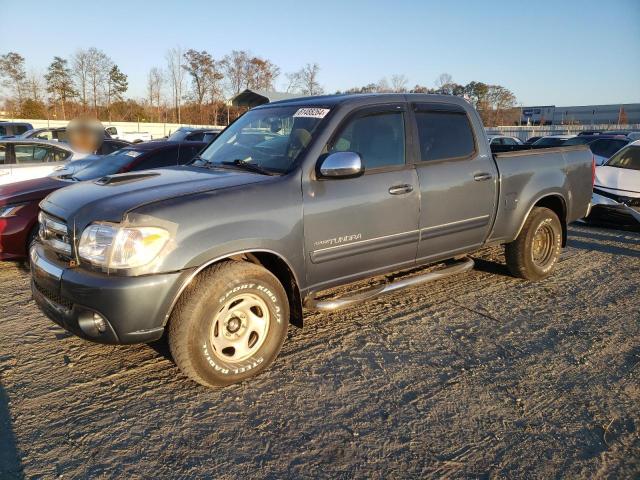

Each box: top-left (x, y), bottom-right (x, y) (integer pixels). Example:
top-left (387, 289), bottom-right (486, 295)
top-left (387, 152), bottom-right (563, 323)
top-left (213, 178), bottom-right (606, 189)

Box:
top-left (78, 223), bottom-right (170, 269)
top-left (0, 204), bottom-right (25, 218)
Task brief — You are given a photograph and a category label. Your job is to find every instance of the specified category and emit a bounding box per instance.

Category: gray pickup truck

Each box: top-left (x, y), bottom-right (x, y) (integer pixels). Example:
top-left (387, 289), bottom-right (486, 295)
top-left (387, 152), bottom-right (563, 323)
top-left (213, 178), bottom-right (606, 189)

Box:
top-left (31, 94), bottom-right (593, 388)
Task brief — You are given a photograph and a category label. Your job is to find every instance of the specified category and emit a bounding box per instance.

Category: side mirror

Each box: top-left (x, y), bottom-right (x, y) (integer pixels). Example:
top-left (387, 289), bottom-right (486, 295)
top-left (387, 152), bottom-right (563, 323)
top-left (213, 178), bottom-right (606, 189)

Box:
top-left (318, 152), bottom-right (364, 179)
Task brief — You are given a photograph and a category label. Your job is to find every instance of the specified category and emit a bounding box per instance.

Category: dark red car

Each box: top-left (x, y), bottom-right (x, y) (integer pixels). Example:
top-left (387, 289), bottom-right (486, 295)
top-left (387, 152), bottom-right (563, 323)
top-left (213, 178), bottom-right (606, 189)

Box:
top-left (0, 141), bottom-right (206, 261)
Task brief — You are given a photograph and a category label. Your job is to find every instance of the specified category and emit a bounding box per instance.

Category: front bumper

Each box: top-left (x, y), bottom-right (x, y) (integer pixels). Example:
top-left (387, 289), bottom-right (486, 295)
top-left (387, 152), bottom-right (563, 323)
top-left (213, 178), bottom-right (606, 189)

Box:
top-left (30, 243), bottom-right (195, 344)
top-left (589, 192), bottom-right (640, 225)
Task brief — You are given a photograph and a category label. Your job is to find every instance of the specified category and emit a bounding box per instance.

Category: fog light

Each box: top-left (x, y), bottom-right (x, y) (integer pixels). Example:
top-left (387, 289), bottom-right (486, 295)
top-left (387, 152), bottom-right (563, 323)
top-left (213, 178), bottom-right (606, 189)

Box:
top-left (93, 313), bottom-right (107, 333)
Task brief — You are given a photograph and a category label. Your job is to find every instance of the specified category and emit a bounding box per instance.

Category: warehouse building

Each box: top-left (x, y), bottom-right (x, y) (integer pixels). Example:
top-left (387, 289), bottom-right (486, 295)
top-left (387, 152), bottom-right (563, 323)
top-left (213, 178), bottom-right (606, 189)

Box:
top-left (520, 103), bottom-right (640, 125)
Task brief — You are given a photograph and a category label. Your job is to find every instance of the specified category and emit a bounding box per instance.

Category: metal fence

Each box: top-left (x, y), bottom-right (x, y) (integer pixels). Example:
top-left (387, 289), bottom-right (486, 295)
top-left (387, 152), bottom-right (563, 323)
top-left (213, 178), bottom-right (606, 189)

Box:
top-left (0, 118), bottom-right (223, 139)
top-left (486, 124), bottom-right (640, 142)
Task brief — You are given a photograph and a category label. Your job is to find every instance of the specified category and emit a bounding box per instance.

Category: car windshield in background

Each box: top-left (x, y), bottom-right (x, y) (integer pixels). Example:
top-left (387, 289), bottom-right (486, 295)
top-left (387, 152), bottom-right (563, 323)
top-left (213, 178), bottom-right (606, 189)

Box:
top-left (605, 145), bottom-right (640, 171)
top-left (72, 149), bottom-right (143, 181)
top-left (563, 137), bottom-right (590, 146)
top-left (195, 106), bottom-right (328, 174)
top-left (532, 137), bottom-right (568, 147)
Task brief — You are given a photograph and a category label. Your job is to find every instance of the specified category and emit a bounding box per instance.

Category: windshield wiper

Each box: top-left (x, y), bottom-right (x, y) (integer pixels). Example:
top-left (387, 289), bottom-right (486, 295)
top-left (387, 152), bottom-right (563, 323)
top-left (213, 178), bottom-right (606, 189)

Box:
top-left (220, 159), bottom-right (276, 176)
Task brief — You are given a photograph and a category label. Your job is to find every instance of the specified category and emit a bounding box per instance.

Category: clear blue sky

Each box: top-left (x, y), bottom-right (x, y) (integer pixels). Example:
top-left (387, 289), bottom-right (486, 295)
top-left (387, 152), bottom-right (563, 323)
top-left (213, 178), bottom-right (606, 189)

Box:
top-left (2, 0), bottom-right (639, 106)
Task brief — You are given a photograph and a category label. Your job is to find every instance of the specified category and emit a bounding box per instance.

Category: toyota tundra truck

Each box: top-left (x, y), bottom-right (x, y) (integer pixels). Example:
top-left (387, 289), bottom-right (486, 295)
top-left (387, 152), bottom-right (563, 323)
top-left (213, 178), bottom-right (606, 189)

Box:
top-left (30, 94), bottom-right (593, 388)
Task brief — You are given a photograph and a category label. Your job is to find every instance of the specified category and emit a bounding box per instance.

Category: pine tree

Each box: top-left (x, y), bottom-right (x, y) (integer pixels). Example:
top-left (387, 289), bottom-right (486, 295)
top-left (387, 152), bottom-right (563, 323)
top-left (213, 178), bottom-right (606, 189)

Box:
top-left (44, 56), bottom-right (76, 120)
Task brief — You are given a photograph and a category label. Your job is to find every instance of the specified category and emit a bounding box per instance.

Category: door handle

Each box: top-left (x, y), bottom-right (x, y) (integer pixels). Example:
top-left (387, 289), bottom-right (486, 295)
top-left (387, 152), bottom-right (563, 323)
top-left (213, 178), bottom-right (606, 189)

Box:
top-left (388, 184), bottom-right (413, 195)
top-left (474, 172), bottom-right (493, 181)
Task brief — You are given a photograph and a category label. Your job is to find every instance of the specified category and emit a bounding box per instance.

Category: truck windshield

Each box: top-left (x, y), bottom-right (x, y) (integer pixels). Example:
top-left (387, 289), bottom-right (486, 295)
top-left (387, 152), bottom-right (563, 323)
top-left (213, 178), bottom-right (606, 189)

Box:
top-left (605, 145), bottom-right (640, 170)
top-left (195, 106), bottom-right (329, 174)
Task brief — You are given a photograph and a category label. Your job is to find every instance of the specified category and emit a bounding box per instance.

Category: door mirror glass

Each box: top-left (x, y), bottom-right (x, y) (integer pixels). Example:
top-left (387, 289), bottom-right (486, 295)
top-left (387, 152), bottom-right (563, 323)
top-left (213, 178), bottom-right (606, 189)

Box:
top-left (318, 151), bottom-right (364, 179)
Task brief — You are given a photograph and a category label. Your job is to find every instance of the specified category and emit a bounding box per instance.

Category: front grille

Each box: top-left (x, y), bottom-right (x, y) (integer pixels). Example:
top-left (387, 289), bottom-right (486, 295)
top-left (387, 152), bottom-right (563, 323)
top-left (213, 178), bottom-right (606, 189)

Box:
top-left (34, 278), bottom-right (73, 311)
top-left (39, 211), bottom-right (72, 258)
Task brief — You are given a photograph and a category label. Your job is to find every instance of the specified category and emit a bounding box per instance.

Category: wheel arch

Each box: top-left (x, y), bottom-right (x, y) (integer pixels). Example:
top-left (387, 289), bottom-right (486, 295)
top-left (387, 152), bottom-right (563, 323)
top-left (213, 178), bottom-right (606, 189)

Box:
top-left (165, 249), bottom-right (304, 328)
top-left (515, 194), bottom-right (568, 246)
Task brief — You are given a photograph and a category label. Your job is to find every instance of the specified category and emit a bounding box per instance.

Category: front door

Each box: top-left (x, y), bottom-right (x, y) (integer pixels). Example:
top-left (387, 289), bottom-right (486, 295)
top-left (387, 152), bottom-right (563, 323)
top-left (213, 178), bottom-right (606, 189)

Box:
top-left (303, 104), bottom-right (420, 290)
top-left (410, 102), bottom-right (498, 262)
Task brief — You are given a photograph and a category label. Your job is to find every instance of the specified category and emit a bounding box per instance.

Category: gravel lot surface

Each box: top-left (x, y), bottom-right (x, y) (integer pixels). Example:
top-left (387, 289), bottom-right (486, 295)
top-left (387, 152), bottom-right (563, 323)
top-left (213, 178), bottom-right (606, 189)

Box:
top-left (1, 223), bottom-right (638, 479)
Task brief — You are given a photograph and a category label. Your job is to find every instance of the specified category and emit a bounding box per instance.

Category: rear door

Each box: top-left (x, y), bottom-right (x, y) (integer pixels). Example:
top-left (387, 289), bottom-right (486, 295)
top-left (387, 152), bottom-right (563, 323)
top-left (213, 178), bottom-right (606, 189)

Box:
top-left (0, 144), bottom-right (10, 184)
top-left (302, 103), bottom-right (420, 288)
top-left (411, 102), bottom-right (498, 262)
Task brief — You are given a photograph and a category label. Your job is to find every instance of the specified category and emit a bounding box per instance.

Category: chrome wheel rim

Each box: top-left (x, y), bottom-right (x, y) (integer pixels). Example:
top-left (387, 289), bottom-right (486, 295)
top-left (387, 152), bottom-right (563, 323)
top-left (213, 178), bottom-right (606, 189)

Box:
top-left (532, 223), bottom-right (555, 267)
top-left (210, 293), bottom-right (270, 363)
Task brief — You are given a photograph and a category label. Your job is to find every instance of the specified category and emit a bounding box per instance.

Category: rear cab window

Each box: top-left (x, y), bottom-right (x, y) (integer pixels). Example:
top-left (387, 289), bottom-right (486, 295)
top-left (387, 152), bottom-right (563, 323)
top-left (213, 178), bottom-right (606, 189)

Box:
top-left (413, 103), bottom-right (476, 162)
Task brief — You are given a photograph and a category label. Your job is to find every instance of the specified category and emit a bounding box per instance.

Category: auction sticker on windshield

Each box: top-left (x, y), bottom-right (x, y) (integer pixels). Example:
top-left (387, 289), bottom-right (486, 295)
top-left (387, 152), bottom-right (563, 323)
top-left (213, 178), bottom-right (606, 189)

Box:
top-left (293, 108), bottom-right (330, 119)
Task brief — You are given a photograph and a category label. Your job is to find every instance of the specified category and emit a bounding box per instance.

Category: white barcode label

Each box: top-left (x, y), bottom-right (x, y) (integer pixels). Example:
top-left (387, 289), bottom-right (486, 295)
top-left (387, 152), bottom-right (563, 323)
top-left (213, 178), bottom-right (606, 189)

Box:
top-left (293, 108), bottom-right (330, 119)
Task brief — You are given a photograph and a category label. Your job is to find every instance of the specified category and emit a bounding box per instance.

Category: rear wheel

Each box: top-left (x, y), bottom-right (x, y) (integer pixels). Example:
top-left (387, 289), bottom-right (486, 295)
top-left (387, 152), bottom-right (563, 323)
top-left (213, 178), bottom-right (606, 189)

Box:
top-left (505, 207), bottom-right (562, 281)
top-left (168, 261), bottom-right (289, 388)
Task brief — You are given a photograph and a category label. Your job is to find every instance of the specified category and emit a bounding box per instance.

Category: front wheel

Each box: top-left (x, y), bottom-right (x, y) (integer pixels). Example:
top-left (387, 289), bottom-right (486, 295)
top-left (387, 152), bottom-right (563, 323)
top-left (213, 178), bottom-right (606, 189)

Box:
top-left (168, 261), bottom-right (289, 388)
top-left (505, 207), bottom-right (562, 281)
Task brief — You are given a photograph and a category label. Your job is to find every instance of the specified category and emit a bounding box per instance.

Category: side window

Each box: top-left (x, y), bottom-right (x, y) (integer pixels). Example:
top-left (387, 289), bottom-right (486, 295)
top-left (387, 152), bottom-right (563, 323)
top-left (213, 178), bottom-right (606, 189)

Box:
top-left (329, 111), bottom-right (405, 169)
top-left (50, 148), bottom-right (71, 162)
top-left (491, 138), bottom-right (503, 145)
top-left (185, 132), bottom-right (204, 141)
top-left (415, 110), bottom-right (476, 162)
top-left (203, 132), bottom-right (218, 143)
top-left (131, 147), bottom-right (178, 171)
top-left (178, 145), bottom-right (202, 164)
top-left (16, 125), bottom-right (29, 135)
top-left (14, 144), bottom-right (41, 164)
top-left (503, 137), bottom-right (518, 145)
top-left (0, 145), bottom-right (6, 164)
top-left (105, 127), bottom-right (117, 136)
top-left (0, 126), bottom-right (6, 136)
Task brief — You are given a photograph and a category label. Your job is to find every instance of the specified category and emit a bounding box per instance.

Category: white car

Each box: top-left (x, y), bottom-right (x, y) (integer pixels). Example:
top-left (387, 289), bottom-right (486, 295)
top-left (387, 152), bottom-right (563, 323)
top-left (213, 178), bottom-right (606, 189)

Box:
top-left (590, 140), bottom-right (640, 224)
top-left (0, 139), bottom-right (90, 185)
top-left (487, 135), bottom-right (523, 146)
top-left (105, 126), bottom-right (152, 143)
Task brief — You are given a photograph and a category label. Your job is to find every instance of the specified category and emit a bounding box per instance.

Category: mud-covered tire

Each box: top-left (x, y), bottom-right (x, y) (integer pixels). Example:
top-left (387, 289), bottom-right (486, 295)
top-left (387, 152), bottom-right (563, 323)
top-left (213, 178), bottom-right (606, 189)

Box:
top-left (505, 207), bottom-right (562, 281)
top-left (168, 261), bottom-right (289, 388)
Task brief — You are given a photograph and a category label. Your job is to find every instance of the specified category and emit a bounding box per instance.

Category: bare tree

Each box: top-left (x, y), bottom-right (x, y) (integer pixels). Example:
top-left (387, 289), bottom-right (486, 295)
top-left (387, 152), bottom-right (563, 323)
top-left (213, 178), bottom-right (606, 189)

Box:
top-left (166, 46), bottom-right (186, 123)
top-left (183, 49), bottom-right (224, 122)
top-left (71, 49), bottom-right (91, 110)
top-left (286, 63), bottom-right (323, 96)
top-left (221, 50), bottom-right (249, 96)
top-left (25, 70), bottom-right (45, 103)
top-left (376, 77), bottom-right (391, 93)
top-left (390, 74), bottom-right (408, 93)
top-left (147, 67), bottom-right (164, 122)
top-left (86, 47), bottom-right (112, 115)
top-left (0, 52), bottom-right (27, 106)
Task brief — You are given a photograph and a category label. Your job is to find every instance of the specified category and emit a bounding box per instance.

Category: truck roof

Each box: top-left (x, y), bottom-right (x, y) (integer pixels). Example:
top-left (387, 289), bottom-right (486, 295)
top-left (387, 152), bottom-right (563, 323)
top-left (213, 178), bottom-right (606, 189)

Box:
top-left (263, 93), bottom-right (471, 109)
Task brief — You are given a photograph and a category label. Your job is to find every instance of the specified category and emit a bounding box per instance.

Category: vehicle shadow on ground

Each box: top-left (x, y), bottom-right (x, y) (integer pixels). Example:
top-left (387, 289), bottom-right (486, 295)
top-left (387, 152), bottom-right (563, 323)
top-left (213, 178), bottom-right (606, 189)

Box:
top-left (0, 382), bottom-right (24, 479)
top-left (470, 257), bottom-right (513, 278)
top-left (567, 238), bottom-right (640, 258)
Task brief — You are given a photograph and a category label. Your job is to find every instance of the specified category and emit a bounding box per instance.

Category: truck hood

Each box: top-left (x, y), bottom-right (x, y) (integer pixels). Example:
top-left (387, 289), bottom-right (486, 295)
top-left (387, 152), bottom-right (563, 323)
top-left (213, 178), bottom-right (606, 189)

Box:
top-left (40, 165), bottom-right (272, 225)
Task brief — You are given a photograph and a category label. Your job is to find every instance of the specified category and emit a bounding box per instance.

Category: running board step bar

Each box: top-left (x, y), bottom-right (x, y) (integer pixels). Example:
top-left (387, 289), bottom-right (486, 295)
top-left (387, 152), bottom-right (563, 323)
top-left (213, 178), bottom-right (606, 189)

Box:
top-left (304, 257), bottom-right (475, 312)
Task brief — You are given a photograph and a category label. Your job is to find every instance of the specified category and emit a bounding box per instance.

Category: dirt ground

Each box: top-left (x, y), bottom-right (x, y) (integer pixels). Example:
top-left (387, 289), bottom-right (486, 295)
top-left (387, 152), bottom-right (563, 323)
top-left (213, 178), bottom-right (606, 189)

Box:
top-left (1, 222), bottom-right (638, 479)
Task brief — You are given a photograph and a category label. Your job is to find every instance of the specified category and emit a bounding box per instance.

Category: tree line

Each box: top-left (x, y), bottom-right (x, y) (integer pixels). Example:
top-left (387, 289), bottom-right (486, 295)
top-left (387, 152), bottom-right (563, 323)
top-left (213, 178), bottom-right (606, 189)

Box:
top-left (0, 51), bottom-right (518, 126)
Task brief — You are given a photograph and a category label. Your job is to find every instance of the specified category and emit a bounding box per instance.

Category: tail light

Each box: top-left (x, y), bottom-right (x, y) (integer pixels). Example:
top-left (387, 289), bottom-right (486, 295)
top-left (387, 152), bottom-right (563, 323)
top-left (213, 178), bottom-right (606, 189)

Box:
top-left (592, 155), bottom-right (596, 187)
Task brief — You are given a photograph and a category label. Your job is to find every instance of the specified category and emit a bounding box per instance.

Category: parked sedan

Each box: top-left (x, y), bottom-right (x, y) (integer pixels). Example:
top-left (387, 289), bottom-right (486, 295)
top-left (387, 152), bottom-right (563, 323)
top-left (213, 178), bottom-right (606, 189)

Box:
top-left (563, 135), bottom-right (630, 165)
top-left (0, 140), bottom-right (207, 261)
top-left (487, 135), bottom-right (522, 146)
top-left (588, 140), bottom-right (640, 226)
top-left (0, 138), bottom-right (130, 185)
top-left (19, 126), bottom-right (114, 142)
